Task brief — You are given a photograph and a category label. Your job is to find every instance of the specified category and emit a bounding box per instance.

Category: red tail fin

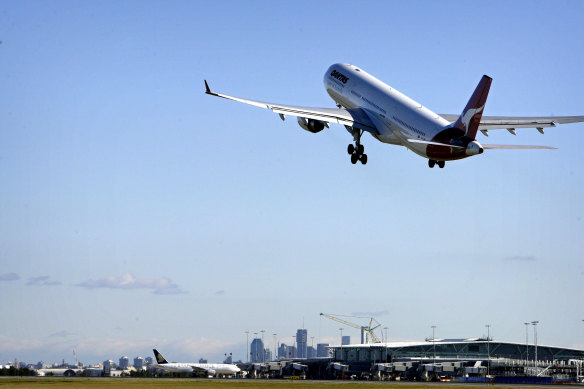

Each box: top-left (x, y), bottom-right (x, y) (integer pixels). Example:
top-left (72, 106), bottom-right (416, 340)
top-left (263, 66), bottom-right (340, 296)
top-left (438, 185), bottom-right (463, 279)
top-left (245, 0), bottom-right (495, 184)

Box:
top-left (452, 75), bottom-right (492, 140)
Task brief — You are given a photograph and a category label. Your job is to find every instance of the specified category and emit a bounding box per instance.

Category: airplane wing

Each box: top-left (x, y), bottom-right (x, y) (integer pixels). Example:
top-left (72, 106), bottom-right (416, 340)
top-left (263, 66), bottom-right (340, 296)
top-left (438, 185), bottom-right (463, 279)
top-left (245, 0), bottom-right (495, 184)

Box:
top-left (190, 365), bottom-right (216, 375)
top-left (204, 81), bottom-right (380, 135)
top-left (439, 114), bottom-right (584, 134)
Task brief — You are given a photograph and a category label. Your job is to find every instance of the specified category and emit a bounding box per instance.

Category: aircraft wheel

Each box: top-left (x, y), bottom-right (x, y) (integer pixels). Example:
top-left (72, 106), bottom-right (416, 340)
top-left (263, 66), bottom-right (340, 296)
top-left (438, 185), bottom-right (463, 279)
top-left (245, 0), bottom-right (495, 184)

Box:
top-left (428, 159), bottom-right (436, 168)
top-left (351, 154), bottom-right (358, 164)
top-left (438, 161), bottom-right (445, 168)
top-left (357, 144), bottom-right (365, 155)
top-left (348, 144), bottom-right (355, 155)
top-left (360, 154), bottom-right (368, 165)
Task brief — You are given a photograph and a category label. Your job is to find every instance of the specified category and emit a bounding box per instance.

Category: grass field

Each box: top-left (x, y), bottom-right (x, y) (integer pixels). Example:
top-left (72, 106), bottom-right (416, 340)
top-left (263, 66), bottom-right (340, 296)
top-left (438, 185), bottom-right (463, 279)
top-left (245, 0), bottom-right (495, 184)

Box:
top-left (0, 378), bottom-right (549, 389)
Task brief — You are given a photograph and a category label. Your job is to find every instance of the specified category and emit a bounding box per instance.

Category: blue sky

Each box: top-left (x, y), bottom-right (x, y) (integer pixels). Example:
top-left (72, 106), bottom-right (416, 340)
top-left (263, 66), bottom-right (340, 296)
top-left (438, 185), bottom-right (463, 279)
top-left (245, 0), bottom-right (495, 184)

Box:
top-left (1, 0), bottom-right (583, 365)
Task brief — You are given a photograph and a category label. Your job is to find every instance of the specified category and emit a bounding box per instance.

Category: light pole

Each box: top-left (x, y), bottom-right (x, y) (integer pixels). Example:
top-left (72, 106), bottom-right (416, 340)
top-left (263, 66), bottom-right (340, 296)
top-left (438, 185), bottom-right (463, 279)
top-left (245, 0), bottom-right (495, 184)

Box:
top-left (431, 326), bottom-right (437, 370)
top-left (524, 322), bottom-right (529, 366)
top-left (576, 320), bottom-right (584, 379)
top-left (339, 328), bottom-right (344, 360)
top-left (311, 336), bottom-right (314, 358)
top-left (532, 321), bottom-right (539, 367)
top-left (245, 331), bottom-right (249, 363)
top-left (485, 324), bottom-right (491, 376)
top-left (383, 327), bottom-right (389, 362)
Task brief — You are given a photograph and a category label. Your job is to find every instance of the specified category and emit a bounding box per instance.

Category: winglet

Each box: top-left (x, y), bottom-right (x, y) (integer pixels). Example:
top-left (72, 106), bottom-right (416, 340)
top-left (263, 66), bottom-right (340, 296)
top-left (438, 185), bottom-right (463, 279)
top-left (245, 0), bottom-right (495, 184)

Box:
top-left (204, 80), bottom-right (211, 94)
top-left (452, 75), bottom-right (492, 140)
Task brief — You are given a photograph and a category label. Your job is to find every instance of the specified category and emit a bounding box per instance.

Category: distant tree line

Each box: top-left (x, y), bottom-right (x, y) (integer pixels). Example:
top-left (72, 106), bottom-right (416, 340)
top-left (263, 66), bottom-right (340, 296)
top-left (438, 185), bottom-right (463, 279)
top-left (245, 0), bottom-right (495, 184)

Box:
top-left (129, 369), bottom-right (154, 378)
top-left (0, 367), bottom-right (36, 376)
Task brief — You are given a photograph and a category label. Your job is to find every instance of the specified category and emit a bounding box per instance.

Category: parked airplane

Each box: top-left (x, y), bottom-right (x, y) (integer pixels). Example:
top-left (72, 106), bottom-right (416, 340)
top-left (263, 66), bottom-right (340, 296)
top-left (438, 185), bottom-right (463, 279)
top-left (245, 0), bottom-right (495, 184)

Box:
top-left (152, 349), bottom-right (240, 377)
top-left (205, 64), bottom-right (583, 168)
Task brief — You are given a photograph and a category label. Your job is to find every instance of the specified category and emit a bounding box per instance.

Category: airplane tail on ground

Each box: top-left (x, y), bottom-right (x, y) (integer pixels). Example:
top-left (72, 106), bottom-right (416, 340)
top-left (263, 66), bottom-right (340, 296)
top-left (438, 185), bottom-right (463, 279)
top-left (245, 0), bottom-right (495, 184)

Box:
top-left (451, 75), bottom-right (492, 140)
top-left (153, 349), bottom-right (168, 364)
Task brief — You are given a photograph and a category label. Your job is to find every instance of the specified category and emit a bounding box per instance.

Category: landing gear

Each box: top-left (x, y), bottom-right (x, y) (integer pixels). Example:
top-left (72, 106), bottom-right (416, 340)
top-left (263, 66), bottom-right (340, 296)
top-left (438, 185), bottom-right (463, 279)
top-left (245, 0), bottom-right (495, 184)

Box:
top-left (347, 129), bottom-right (367, 165)
top-left (428, 160), bottom-right (445, 168)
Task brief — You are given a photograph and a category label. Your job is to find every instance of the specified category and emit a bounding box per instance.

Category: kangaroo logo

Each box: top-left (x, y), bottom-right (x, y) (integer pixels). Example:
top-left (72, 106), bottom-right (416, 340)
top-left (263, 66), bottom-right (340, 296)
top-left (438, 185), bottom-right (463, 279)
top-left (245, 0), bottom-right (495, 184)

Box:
top-left (461, 104), bottom-right (484, 135)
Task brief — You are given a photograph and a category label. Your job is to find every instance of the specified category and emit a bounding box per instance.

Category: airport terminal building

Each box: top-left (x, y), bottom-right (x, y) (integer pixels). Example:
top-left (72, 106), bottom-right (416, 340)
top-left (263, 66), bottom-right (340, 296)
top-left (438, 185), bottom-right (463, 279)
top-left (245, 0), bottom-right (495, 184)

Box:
top-left (331, 338), bottom-right (584, 363)
top-left (320, 338), bottom-right (584, 381)
top-left (245, 338), bottom-right (583, 382)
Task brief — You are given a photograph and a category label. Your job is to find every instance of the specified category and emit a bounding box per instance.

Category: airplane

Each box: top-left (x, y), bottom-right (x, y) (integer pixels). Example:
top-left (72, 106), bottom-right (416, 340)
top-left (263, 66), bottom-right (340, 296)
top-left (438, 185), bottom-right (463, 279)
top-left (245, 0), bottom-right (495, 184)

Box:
top-left (205, 63), bottom-right (584, 168)
top-left (152, 349), bottom-right (240, 377)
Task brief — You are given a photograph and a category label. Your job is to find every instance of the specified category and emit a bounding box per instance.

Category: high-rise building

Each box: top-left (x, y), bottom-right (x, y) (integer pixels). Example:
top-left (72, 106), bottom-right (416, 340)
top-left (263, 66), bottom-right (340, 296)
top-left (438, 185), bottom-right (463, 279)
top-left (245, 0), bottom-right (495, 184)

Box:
top-left (278, 343), bottom-right (289, 359)
top-left (119, 356), bottom-right (129, 370)
top-left (317, 343), bottom-right (330, 357)
top-left (296, 329), bottom-right (307, 358)
top-left (103, 360), bottom-right (114, 374)
top-left (342, 335), bottom-right (350, 345)
top-left (199, 358), bottom-right (208, 364)
top-left (250, 338), bottom-right (264, 362)
top-left (133, 357), bottom-right (144, 370)
top-left (307, 346), bottom-right (316, 358)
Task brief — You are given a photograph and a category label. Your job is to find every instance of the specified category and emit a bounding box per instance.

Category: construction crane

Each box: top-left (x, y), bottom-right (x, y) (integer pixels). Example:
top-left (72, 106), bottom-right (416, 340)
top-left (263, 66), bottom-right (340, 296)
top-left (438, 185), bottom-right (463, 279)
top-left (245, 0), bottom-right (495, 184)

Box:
top-left (320, 313), bottom-right (382, 344)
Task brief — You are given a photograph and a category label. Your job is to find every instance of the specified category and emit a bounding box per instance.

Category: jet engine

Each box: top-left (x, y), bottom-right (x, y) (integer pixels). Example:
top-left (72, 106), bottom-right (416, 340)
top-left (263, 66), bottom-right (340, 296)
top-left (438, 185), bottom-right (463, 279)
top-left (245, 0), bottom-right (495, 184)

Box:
top-left (465, 140), bottom-right (484, 156)
top-left (297, 117), bottom-right (326, 133)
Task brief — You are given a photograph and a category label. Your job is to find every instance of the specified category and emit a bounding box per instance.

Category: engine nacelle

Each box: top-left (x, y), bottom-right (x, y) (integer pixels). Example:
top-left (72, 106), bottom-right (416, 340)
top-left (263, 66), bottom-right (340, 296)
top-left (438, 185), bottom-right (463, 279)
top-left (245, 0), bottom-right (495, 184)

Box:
top-left (297, 117), bottom-right (326, 133)
top-left (465, 140), bottom-right (484, 156)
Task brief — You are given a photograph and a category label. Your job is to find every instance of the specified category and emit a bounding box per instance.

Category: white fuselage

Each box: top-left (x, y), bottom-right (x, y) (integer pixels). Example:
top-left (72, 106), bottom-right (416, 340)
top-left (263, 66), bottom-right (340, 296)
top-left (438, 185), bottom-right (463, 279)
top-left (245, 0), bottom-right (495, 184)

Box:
top-left (155, 362), bottom-right (240, 376)
top-left (323, 63), bottom-right (452, 158)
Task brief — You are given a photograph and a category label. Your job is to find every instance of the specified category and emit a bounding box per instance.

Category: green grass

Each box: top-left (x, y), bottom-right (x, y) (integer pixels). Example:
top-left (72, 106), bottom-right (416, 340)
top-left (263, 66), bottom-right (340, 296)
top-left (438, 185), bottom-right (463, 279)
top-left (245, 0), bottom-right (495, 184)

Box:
top-left (0, 378), bottom-right (547, 389)
top-left (0, 379), bottom-right (450, 389)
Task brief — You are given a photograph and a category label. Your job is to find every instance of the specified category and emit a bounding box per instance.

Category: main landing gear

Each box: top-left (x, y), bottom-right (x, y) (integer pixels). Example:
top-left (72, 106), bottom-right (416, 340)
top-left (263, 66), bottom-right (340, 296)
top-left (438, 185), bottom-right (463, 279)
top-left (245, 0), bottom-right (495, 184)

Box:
top-left (428, 159), bottom-right (445, 168)
top-left (347, 129), bottom-right (367, 165)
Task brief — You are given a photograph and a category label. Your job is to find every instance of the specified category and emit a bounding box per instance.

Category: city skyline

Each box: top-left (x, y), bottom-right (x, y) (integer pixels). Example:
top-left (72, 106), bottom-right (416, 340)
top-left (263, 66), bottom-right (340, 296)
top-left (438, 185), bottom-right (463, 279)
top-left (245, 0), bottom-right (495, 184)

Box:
top-left (1, 0), bottom-right (583, 365)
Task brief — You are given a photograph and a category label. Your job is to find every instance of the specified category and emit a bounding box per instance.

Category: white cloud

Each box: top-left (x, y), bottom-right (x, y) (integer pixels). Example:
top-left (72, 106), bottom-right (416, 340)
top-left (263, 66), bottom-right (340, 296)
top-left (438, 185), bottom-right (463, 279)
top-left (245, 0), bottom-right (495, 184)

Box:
top-left (26, 276), bottom-right (61, 286)
top-left (76, 273), bottom-right (187, 295)
top-left (0, 335), bottom-right (236, 365)
top-left (0, 273), bottom-right (20, 281)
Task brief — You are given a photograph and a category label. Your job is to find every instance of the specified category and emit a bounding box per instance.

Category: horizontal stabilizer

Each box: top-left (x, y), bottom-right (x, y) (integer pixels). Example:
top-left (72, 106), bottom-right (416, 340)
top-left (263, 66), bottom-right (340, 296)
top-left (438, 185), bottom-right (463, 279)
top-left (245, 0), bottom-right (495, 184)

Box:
top-left (483, 144), bottom-right (557, 150)
top-left (406, 139), bottom-right (465, 150)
